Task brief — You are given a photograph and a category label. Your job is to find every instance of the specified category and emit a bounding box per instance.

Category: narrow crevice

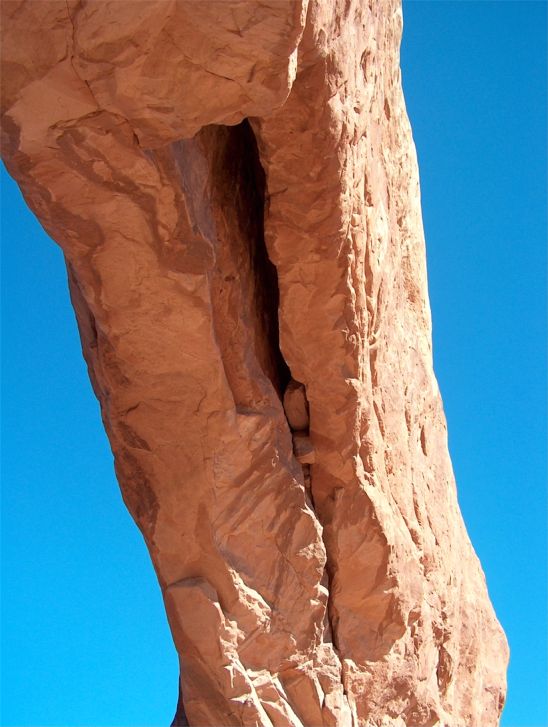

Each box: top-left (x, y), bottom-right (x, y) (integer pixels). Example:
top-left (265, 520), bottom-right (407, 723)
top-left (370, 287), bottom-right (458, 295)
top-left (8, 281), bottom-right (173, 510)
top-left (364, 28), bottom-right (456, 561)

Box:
top-left (205, 118), bottom-right (344, 696)
top-left (239, 119), bottom-right (291, 396)
top-left (240, 122), bottom-right (343, 666)
top-left (207, 118), bottom-right (290, 399)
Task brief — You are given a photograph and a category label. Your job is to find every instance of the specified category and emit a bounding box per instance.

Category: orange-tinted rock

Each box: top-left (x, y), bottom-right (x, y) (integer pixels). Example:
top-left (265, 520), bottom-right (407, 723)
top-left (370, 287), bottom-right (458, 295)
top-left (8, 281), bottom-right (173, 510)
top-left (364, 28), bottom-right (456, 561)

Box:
top-left (293, 432), bottom-right (316, 465)
top-left (1, 0), bottom-right (508, 724)
top-left (284, 379), bottom-right (310, 431)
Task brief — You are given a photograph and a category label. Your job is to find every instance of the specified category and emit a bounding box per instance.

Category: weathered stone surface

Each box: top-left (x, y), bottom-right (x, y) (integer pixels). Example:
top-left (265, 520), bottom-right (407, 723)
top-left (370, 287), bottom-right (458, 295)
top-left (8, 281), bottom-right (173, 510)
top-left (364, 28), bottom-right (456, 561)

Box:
top-left (284, 379), bottom-right (310, 432)
top-left (293, 432), bottom-right (316, 465)
top-left (1, 0), bottom-right (508, 725)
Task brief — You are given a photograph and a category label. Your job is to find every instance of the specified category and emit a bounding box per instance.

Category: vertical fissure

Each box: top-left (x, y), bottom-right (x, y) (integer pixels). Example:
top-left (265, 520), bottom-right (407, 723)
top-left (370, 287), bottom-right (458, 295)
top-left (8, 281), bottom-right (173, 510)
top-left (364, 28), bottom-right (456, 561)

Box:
top-left (241, 122), bottom-right (343, 668)
top-left (241, 118), bottom-right (292, 397)
top-left (209, 118), bottom-right (291, 399)
top-left (188, 118), bottom-right (345, 718)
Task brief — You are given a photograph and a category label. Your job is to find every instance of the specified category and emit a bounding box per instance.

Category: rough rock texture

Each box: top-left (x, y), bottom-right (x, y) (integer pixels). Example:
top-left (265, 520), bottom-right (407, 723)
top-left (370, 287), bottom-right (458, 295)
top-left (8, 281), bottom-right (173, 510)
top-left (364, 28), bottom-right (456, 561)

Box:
top-left (1, 1), bottom-right (508, 724)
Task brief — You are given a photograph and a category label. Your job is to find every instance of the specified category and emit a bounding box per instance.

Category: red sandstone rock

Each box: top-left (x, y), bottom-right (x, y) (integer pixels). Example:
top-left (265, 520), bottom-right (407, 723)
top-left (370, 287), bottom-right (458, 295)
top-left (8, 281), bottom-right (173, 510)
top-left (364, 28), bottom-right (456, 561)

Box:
top-left (1, 1), bottom-right (508, 724)
top-left (293, 432), bottom-right (316, 466)
top-left (284, 379), bottom-right (310, 432)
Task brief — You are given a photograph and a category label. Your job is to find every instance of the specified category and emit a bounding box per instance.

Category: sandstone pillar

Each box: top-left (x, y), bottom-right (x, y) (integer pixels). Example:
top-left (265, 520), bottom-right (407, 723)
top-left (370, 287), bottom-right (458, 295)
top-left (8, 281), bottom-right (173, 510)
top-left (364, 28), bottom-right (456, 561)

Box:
top-left (1, 1), bottom-right (508, 724)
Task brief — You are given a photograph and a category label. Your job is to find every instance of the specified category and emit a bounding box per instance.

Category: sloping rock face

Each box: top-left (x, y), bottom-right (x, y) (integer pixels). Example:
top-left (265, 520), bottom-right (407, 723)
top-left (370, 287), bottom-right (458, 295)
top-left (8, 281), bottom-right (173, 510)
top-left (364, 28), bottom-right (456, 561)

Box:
top-left (1, 1), bottom-right (508, 724)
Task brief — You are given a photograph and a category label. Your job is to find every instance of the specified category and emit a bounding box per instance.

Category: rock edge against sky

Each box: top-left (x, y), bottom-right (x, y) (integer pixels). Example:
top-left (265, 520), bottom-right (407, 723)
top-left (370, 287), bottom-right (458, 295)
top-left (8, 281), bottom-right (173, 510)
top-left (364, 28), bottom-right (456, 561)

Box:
top-left (1, 1), bottom-right (508, 724)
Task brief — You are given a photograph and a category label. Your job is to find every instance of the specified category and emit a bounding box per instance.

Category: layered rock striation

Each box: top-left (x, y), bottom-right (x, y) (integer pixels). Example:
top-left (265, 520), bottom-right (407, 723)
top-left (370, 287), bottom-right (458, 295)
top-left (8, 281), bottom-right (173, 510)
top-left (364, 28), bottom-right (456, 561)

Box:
top-left (1, 1), bottom-right (508, 724)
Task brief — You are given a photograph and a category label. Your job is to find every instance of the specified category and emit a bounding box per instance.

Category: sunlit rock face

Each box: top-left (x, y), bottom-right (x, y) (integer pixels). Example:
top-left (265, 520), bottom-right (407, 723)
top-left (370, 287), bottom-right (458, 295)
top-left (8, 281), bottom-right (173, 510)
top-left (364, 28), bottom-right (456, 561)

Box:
top-left (1, 1), bottom-right (508, 724)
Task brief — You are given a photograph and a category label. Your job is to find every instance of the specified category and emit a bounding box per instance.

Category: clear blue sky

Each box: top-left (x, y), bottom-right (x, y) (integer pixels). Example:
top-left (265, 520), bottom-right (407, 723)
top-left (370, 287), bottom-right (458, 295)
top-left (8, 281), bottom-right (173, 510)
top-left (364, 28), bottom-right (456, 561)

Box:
top-left (1, 2), bottom-right (546, 726)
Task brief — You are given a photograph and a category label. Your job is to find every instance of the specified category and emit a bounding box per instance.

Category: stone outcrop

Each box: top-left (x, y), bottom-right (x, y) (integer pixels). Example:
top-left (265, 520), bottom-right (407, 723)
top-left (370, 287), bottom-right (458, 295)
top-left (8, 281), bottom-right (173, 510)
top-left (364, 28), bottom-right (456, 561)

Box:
top-left (1, 1), bottom-right (508, 724)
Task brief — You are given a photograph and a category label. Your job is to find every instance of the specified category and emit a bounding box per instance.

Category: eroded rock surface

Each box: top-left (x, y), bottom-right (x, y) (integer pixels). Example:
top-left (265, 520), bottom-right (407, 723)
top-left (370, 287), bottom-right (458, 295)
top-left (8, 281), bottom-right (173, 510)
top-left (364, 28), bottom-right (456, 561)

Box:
top-left (1, 1), bottom-right (508, 724)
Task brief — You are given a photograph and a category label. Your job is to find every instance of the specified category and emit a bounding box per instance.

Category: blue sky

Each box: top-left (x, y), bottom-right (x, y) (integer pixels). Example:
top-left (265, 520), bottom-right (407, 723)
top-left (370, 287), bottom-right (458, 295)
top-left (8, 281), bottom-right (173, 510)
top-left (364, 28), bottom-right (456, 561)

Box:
top-left (401, 3), bottom-right (547, 725)
top-left (1, 2), bottom-right (546, 726)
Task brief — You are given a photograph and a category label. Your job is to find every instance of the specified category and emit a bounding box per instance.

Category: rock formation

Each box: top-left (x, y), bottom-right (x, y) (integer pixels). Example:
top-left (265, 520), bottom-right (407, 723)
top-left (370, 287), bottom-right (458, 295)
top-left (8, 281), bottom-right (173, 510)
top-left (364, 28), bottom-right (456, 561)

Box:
top-left (1, 0), bottom-right (508, 724)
